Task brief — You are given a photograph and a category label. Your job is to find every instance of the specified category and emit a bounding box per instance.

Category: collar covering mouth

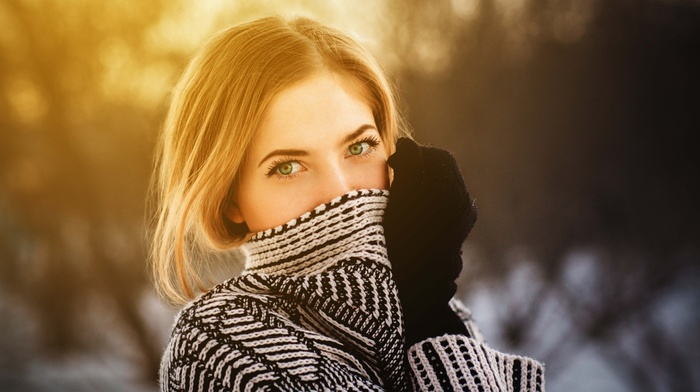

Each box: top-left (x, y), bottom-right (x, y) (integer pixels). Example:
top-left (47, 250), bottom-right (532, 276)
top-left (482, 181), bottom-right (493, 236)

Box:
top-left (242, 189), bottom-right (390, 276)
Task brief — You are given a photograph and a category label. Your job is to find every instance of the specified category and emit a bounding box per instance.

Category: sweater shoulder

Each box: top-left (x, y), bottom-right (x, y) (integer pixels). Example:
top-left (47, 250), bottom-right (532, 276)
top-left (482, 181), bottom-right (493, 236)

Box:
top-left (160, 276), bottom-right (393, 391)
top-left (170, 279), bottom-right (276, 336)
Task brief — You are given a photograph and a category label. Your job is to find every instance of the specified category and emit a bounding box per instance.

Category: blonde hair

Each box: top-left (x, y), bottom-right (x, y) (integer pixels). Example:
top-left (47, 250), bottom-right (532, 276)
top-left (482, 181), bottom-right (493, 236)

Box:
top-left (150, 16), bottom-right (408, 305)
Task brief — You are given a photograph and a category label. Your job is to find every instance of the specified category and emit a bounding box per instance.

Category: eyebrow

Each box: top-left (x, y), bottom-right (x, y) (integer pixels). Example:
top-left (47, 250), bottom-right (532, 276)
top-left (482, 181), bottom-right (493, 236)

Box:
top-left (257, 124), bottom-right (378, 167)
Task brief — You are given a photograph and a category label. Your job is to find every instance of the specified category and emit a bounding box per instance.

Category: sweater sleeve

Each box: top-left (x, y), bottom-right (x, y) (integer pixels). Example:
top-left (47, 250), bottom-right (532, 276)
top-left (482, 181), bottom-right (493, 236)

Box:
top-left (407, 335), bottom-right (544, 392)
top-left (407, 298), bottom-right (545, 392)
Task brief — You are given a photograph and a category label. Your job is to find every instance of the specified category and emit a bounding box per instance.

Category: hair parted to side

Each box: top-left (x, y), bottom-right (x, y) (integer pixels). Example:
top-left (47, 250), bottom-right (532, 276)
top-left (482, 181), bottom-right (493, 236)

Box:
top-left (150, 16), bottom-right (409, 305)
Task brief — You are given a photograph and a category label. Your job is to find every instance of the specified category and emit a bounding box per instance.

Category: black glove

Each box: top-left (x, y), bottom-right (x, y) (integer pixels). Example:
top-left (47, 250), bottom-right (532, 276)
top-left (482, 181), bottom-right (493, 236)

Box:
top-left (383, 137), bottom-right (477, 346)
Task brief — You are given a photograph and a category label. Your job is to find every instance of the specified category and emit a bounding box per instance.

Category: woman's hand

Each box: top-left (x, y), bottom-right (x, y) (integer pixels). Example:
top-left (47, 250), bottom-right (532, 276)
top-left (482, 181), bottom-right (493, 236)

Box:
top-left (383, 137), bottom-right (477, 345)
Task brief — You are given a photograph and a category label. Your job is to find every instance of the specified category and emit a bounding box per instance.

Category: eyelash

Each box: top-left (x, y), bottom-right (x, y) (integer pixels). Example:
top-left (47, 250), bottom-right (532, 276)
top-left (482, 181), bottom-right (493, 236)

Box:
top-left (265, 135), bottom-right (382, 180)
top-left (266, 157), bottom-right (300, 180)
top-left (350, 136), bottom-right (381, 157)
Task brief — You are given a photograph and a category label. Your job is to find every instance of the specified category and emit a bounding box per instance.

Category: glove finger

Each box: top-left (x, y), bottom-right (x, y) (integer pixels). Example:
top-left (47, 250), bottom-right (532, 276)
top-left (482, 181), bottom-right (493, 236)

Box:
top-left (387, 137), bottom-right (425, 185)
top-left (421, 147), bottom-right (469, 208)
top-left (420, 147), bottom-right (478, 245)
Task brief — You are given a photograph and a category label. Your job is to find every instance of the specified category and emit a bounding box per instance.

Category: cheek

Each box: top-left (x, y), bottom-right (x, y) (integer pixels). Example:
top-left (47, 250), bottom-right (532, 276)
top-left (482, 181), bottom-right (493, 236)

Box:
top-left (363, 159), bottom-right (390, 190)
top-left (238, 180), bottom-right (319, 232)
top-left (238, 192), bottom-right (286, 232)
top-left (379, 163), bottom-right (390, 189)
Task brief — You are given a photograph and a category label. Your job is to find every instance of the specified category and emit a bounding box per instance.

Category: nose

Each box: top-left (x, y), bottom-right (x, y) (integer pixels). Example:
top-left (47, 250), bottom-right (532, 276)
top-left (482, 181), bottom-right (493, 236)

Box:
top-left (316, 161), bottom-right (356, 205)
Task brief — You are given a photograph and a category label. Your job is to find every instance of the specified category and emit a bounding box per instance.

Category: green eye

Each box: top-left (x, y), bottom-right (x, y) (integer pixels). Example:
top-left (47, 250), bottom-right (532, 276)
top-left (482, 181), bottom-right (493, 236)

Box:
top-left (266, 160), bottom-right (303, 179)
top-left (349, 142), bottom-right (369, 156)
top-left (278, 162), bottom-right (294, 175)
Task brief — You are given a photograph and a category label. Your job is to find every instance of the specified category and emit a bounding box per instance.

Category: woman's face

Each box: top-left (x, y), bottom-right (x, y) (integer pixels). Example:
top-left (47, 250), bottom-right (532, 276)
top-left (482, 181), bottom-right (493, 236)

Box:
top-left (227, 71), bottom-right (390, 232)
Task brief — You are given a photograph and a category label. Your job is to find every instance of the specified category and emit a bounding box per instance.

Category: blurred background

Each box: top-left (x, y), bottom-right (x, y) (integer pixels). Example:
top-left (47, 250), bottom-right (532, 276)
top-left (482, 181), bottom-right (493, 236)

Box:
top-left (1, 0), bottom-right (698, 391)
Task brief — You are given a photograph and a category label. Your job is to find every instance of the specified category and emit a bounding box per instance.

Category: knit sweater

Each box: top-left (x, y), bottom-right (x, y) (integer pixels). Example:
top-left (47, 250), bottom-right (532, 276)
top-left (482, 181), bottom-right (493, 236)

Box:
top-left (160, 189), bottom-right (544, 391)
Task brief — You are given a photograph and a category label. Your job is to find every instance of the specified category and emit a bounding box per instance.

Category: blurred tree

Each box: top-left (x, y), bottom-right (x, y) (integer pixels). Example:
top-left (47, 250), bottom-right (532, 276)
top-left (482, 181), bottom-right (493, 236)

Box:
top-left (0, 0), bottom-right (172, 386)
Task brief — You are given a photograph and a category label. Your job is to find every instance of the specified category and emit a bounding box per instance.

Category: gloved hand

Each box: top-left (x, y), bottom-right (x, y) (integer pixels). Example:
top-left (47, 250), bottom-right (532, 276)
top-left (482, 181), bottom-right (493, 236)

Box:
top-left (383, 137), bottom-right (477, 346)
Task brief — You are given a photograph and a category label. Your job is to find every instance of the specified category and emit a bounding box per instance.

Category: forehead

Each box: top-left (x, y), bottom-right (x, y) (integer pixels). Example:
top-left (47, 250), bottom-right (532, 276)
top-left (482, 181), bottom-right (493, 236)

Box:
top-left (249, 71), bottom-right (376, 154)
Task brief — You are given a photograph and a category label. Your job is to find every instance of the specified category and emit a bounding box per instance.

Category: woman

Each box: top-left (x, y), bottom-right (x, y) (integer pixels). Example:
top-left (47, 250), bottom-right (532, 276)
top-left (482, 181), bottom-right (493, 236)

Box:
top-left (152, 16), bottom-right (544, 391)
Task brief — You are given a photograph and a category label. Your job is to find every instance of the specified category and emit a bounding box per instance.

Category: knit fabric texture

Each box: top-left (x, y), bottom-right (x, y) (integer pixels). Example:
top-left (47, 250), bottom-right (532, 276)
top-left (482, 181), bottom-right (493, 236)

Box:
top-left (160, 189), bottom-right (545, 391)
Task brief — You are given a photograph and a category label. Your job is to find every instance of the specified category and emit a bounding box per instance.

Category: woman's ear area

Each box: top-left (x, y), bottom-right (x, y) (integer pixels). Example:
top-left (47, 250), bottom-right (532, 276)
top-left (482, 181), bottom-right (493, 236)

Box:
top-left (224, 200), bottom-right (245, 224)
top-left (223, 196), bottom-right (251, 237)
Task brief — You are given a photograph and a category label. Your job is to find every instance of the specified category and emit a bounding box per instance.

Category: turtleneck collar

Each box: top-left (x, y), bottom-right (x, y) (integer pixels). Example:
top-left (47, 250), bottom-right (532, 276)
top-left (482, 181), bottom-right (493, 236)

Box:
top-left (242, 189), bottom-right (390, 276)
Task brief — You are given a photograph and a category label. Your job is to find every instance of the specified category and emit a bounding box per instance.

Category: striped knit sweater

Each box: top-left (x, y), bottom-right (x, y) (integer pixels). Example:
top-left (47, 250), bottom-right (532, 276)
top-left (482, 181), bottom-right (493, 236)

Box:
top-left (160, 189), bottom-right (544, 391)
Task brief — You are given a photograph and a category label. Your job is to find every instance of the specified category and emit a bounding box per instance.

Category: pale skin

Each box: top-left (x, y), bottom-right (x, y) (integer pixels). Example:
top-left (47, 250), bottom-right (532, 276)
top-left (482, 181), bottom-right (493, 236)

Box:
top-left (226, 70), bottom-right (390, 232)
